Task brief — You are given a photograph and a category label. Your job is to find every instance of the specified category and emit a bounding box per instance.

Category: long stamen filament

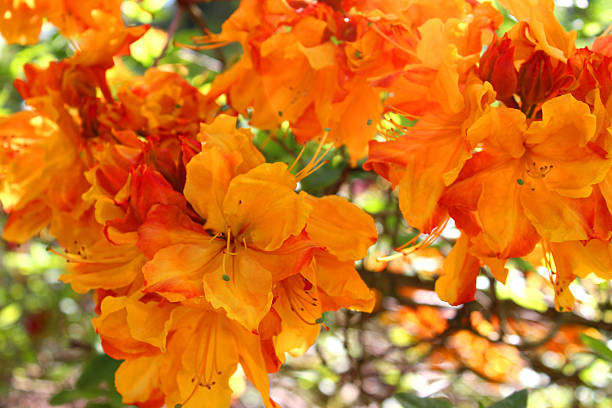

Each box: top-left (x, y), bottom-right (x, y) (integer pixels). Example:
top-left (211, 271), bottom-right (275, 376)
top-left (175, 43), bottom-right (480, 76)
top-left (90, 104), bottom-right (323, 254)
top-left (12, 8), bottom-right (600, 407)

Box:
top-left (180, 318), bottom-right (222, 406)
top-left (378, 217), bottom-right (450, 262)
top-left (283, 280), bottom-right (321, 326)
top-left (370, 23), bottom-right (417, 58)
top-left (294, 135), bottom-right (334, 181)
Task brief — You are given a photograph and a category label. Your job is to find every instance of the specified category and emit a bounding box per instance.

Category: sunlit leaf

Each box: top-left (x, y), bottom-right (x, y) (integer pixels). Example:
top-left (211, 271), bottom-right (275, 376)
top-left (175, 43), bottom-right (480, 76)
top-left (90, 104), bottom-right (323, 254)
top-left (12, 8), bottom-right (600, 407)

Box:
top-left (580, 334), bottom-right (612, 363)
top-left (395, 393), bottom-right (453, 408)
top-left (0, 302), bottom-right (21, 328)
top-left (489, 390), bottom-right (528, 408)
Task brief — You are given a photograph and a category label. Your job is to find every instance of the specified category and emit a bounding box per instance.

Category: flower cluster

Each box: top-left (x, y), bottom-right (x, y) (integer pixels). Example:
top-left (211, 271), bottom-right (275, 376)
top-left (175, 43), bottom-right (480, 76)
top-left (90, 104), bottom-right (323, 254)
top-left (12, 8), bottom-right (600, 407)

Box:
top-left (0, 8), bottom-right (376, 407)
top-left (365, 0), bottom-right (612, 311)
top-left (202, 0), bottom-right (501, 163)
top-left (0, 0), bottom-right (124, 44)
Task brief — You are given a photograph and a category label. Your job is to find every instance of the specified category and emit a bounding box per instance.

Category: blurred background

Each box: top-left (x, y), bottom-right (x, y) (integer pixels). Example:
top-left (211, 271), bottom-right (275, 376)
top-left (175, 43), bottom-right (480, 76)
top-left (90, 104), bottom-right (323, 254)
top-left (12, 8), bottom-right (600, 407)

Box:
top-left (1, 1), bottom-right (612, 407)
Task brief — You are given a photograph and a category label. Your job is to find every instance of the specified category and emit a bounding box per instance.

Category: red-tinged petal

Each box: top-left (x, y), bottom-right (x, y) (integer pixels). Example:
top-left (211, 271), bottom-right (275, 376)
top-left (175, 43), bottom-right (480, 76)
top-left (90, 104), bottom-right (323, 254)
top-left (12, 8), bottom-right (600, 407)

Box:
top-left (592, 34), bottom-right (612, 57)
top-left (142, 242), bottom-right (223, 302)
top-left (129, 165), bottom-right (185, 223)
top-left (202, 246), bottom-right (273, 331)
top-left (138, 204), bottom-right (206, 259)
top-left (364, 139), bottom-right (409, 187)
top-left (304, 194), bottom-right (377, 261)
top-left (435, 233), bottom-right (481, 306)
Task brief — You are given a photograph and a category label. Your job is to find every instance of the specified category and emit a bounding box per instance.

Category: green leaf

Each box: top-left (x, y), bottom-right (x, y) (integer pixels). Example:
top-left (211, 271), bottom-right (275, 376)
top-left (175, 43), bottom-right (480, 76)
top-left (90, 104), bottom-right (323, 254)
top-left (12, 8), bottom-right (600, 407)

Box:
top-left (489, 390), bottom-right (528, 408)
top-left (580, 334), bottom-right (612, 363)
top-left (76, 353), bottom-right (121, 389)
top-left (395, 393), bottom-right (453, 408)
top-left (49, 389), bottom-right (107, 405)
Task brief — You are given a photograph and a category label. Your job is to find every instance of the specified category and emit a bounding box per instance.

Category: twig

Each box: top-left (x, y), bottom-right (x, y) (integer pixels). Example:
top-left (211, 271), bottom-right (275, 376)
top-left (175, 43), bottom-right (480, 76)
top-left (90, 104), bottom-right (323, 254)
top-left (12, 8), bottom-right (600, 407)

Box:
top-left (181, 0), bottom-right (226, 67)
top-left (153, 8), bottom-right (184, 67)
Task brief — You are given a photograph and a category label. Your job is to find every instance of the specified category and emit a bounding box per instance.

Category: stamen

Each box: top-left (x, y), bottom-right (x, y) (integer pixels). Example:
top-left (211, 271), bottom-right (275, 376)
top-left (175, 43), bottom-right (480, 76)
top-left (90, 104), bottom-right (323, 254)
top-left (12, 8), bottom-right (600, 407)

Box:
top-left (369, 23), bottom-right (417, 58)
top-left (47, 247), bottom-right (109, 264)
top-left (377, 217), bottom-right (450, 262)
top-left (176, 32), bottom-right (231, 50)
top-left (525, 161), bottom-right (553, 178)
top-left (180, 317), bottom-right (223, 406)
top-left (540, 239), bottom-right (556, 285)
top-left (293, 134), bottom-right (334, 181)
top-left (282, 279), bottom-right (322, 326)
top-left (287, 144), bottom-right (306, 173)
top-left (222, 227), bottom-right (237, 282)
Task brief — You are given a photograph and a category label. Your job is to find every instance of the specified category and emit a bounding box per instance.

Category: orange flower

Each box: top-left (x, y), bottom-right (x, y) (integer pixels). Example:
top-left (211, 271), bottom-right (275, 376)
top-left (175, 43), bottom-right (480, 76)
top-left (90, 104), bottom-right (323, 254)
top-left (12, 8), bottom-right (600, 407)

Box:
top-left (0, 0), bottom-right (124, 45)
top-left (94, 295), bottom-right (278, 408)
top-left (365, 80), bottom-right (496, 233)
top-left (263, 194), bottom-right (377, 362)
top-left (140, 115), bottom-right (312, 330)
top-left (498, 0), bottom-right (576, 61)
top-left (202, 0), bottom-right (428, 163)
top-left (464, 95), bottom-right (609, 253)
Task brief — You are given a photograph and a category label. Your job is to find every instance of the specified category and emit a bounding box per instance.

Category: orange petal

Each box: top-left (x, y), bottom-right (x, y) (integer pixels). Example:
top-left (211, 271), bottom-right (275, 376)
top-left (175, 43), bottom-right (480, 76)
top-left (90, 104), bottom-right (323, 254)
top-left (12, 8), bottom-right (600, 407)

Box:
top-left (201, 246), bottom-right (273, 331)
top-left (1, 199), bottom-right (51, 244)
top-left (477, 160), bottom-right (540, 258)
top-left (184, 147), bottom-right (243, 232)
top-left (520, 182), bottom-right (591, 242)
top-left (223, 163), bottom-right (310, 251)
top-left (138, 204), bottom-right (206, 259)
top-left (435, 233), bottom-right (481, 306)
top-left (115, 355), bottom-right (164, 407)
top-left (314, 252), bottom-right (376, 312)
top-left (142, 242), bottom-right (223, 302)
top-left (304, 194), bottom-right (377, 261)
